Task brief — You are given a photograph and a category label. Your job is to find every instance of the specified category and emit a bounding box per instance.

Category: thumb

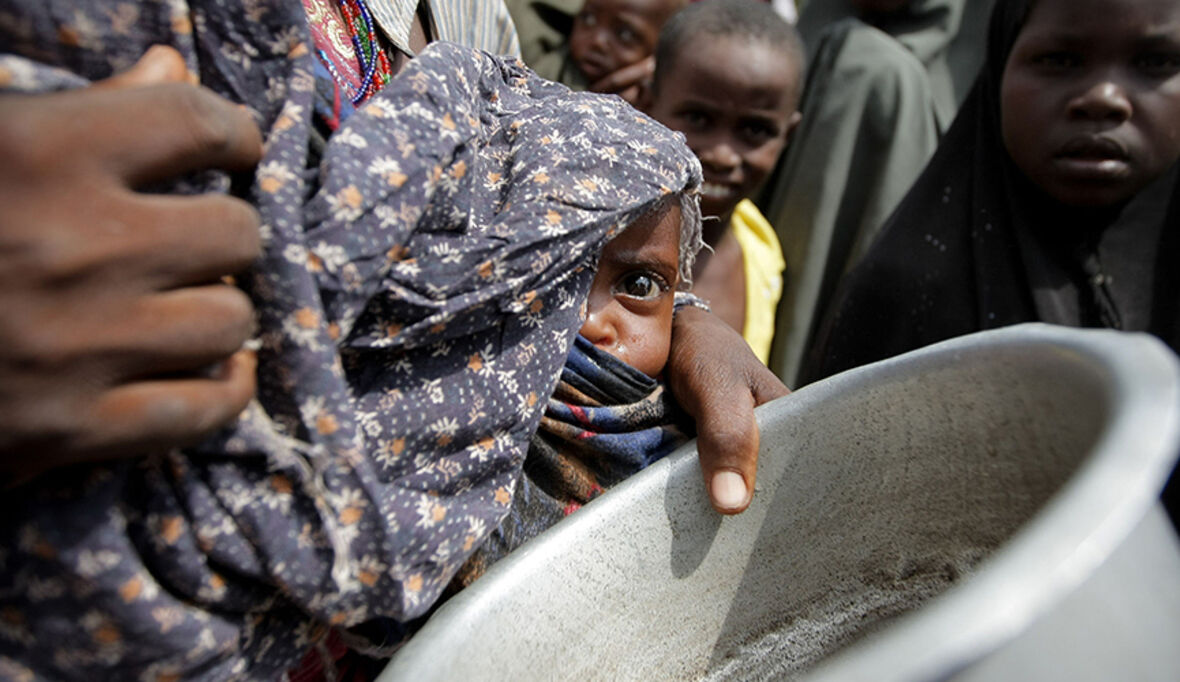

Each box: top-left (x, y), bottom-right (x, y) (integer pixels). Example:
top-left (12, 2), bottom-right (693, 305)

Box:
top-left (96, 45), bottom-right (194, 90)
top-left (694, 389), bottom-right (760, 515)
top-left (697, 364), bottom-right (788, 514)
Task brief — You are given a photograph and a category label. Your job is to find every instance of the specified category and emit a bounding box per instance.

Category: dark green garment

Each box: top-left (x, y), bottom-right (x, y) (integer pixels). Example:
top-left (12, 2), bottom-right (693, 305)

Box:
top-left (505, 0), bottom-right (589, 88)
top-left (759, 0), bottom-right (992, 386)
top-left (797, 0), bottom-right (990, 125)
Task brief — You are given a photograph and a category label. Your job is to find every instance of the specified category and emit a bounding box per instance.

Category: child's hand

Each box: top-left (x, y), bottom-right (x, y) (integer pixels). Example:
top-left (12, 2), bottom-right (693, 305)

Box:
top-left (0, 47), bottom-right (263, 486)
top-left (589, 55), bottom-right (655, 108)
top-left (666, 306), bottom-right (790, 514)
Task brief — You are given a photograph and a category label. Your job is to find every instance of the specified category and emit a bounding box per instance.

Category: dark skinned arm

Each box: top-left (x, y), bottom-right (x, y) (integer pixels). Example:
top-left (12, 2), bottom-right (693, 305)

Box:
top-left (667, 306), bottom-right (790, 514)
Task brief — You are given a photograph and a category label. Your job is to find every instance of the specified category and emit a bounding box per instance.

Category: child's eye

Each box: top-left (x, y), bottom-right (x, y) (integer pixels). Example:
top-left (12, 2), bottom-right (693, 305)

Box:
top-left (1032, 52), bottom-right (1080, 69)
top-left (1133, 52), bottom-right (1180, 76)
top-left (614, 271), bottom-right (668, 300)
top-left (577, 11), bottom-right (596, 27)
top-left (741, 121), bottom-right (779, 144)
top-left (615, 26), bottom-right (637, 45)
top-left (681, 110), bottom-right (710, 129)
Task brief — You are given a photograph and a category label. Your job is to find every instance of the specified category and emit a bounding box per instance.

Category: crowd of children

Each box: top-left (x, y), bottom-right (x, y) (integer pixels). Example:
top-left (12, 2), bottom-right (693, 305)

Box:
top-left (1, 0), bottom-right (1178, 677)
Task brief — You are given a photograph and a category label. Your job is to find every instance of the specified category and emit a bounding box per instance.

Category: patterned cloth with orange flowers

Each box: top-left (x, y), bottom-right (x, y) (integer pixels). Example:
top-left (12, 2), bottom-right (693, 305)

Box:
top-left (0, 1), bottom-right (701, 678)
top-left (450, 334), bottom-right (692, 589)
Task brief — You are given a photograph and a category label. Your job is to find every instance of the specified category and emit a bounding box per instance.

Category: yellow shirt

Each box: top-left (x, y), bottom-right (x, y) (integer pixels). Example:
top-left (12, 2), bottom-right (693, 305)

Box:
top-left (731, 199), bottom-right (785, 364)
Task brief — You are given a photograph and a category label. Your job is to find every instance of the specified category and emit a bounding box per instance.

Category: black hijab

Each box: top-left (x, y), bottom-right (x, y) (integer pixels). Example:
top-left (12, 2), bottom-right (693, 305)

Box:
top-left (800, 0), bottom-right (1180, 385)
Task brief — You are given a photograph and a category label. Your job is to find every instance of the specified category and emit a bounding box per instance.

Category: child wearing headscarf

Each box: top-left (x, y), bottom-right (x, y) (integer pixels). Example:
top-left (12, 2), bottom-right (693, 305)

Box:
top-left (452, 193), bottom-right (705, 588)
top-left (0, 4), bottom-right (702, 677)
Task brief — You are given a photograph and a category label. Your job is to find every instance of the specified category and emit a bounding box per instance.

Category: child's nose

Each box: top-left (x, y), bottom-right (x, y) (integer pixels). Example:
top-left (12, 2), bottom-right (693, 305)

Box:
top-left (579, 304), bottom-right (618, 351)
top-left (699, 140), bottom-right (741, 173)
top-left (1068, 79), bottom-right (1132, 123)
top-left (589, 27), bottom-right (611, 51)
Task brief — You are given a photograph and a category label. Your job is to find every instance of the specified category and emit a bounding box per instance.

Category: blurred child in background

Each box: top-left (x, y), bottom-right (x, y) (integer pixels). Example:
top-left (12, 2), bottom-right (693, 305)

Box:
top-left (647, 0), bottom-right (805, 363)
top-left (508, 0), bottom-right (687, 104)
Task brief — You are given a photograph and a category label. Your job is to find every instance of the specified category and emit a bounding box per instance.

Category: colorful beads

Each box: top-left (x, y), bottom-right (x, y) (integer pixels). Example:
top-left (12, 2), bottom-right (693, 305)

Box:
top-left (337, 0), bottom-right (392, 104)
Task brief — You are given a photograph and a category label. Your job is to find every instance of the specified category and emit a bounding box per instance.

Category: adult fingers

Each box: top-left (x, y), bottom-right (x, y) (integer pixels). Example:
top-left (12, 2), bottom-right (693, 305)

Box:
top-left (99, 285), bottom-right (258, 379)
top-left (1, 84), bottom-right (262, 188)
top-left (45, 82), bottom-right (263, 184)
top-left (589, 56), bottom-right (654, 95)
top-left (93, 44), bottom-right (194, 90)
top-left (121, 192), bottom-right (262, 288)
top-left (33, 190), bottom-right (261, 292)
top-left (5, 349), bottom-right (257, 486)
top-left (8, 284), bottom-right (255, 383)
top-left (695, 356), bottom-right (790, 515)
top-left (84, 348), bottom-right (257, 454)
top-left (690, 367), bottom-right (761, 515)
top-left (98, 83), bottom-right (264, 184)
top-left (750, 362), bottom-right (791, 405)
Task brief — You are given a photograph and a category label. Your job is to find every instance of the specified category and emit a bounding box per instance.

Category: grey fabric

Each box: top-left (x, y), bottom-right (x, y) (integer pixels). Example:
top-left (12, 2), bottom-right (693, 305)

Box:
top-left (796, 0), bottom-right (990, 124)
top-left (760, 19), bottom-right (940, 385)
top-left (759, 0), bottom-right (993, 386)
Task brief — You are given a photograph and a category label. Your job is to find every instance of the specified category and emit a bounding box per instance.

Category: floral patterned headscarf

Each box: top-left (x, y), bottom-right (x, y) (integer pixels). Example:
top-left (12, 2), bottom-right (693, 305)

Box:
top-left (0, 1), bottom-right (701, 677)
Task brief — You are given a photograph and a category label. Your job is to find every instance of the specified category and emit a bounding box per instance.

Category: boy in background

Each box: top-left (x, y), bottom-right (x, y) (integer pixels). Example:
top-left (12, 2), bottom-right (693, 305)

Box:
top-left (508, 0), bottom-right (687, 104)
top-left (647, 0), bottom-right (805, 364)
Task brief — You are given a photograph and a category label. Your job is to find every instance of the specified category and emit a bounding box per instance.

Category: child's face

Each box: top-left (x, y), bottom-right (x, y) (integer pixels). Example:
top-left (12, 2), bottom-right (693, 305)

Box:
top-left (580, 204), bottom-right (682, 377)
top-left (647, 37), bottom-right (801, 223)
top-left (569, 0), bottom-right (675, 83)
top-left (1000, 0), bottom-right (1180, 207)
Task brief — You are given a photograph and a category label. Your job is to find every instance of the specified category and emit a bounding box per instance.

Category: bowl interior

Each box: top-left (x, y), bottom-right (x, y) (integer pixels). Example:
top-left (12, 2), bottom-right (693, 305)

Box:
top-left (382, 326), bottom-right (1178, 681)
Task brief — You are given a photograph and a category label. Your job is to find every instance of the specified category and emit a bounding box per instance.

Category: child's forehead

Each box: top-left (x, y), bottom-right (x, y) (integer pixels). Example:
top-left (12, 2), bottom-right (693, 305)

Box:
top-left (623, 201), bottom-right (682, 247)
top-left (705, 35), bottom-right (797, 73)
top-left (1008, 0), bottom-right (1180, 69)
top-left (669, 36), bottom-right (802, 98)
top-left (587, 0), bottom-right (682, 21)
top-left (603, 203), bottom-right (684, 276)
top-left (1020, 0), bottom-right (1180, 33)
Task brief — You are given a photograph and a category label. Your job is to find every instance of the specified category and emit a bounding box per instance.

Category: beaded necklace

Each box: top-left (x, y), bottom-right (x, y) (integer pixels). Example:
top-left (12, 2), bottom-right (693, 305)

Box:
top-left (326, 0), bottom-right (393, 105)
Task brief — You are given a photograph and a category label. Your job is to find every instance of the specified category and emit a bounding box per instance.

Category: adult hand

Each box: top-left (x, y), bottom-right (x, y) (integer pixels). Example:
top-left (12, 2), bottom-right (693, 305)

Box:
top-left (667, 306), bottom-right (790, 514)
top-left (589, 55), bottom-right (655, 109)
top-left (0, 46), bottom-right (263, 486)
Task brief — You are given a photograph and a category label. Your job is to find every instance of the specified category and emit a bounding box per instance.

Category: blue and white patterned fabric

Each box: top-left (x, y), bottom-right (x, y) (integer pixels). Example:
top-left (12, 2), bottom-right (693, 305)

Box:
top-left (0, 1), bottom-right (701, 677)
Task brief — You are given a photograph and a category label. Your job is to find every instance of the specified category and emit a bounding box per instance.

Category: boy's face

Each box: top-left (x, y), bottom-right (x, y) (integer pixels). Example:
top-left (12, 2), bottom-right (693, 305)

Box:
top-left (647, 37), bottom-right (802, 224)
top-left (569, 0), bottom-right (676, 83)
top-left (580, 204), bottom-right (681, 378)
top-left (1001, 0), bottom-right (1180, 207)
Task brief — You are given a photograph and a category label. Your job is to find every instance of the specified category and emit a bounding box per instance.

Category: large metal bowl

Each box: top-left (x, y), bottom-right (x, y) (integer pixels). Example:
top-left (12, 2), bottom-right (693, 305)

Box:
top-left (381, 324), bottom-right (1180, 681)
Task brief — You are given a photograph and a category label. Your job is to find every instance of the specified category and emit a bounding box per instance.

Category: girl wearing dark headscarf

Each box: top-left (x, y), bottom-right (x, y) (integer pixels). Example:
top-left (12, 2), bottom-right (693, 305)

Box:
top-left (803, 0), bottom-right (1180, 384)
